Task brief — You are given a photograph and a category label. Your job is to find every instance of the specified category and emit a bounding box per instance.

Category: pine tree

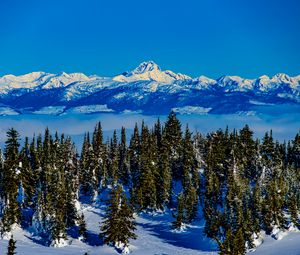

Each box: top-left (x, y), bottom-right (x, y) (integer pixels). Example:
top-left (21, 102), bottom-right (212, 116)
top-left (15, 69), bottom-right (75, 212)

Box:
top-left (100, 185), bottom-right (137, 250)
top-left (172, 193), bottom-right (186, 230)
top-left (92, 122), bottom-right (104, 188)
top-left (232, 228), bottom-right (246, 255)
top-left (62, 137), bottom-right (79, 228)
top-left (49, 163), bottom-right (68, 246)
top-left (0, 148), bottom-right (5, 215)
top-left (287, 193), bottom-right (299, 227)
top-left (78, 213), bottom-right (88, 241)
top-left (108, 130), bottom-right (119, 184)
top-left (184, 184), bottom-right (198, 223)
top-left (163, 111), bottom-right (182, 180)
top-left (128, 123), bottom-right (141, 188)
top-left (181, 126), bottom-right (198, 191)
top-left (118, 127), bottom-right (129, 185)
top-left (79, 133), bottom-right (96, 198)
top-left (7, 236), bottom-right (17, 255)
top-left (203, 130), bottom-right (227, 245)
top-left (156, 132), bottom-right (172, 209)
top-left (239, 125), bottom-right (257, 180)
top-left (251, 183), bottom-right (262, 234)
top-left (19, 137), bottom-right (36, 208)
top-left (220, 229), bottom-right (234, 255)
top-left (134, 124), bottom-right (157, 210)
top-left (1, 128), bottom-right (21, 234)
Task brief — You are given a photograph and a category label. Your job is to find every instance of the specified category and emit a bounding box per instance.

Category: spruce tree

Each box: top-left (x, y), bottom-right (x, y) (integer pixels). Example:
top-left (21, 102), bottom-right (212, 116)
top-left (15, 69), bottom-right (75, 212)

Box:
top-left (118, 127), bottom-right (129, 185)
top-left (79, 133), bottom-right (96, 198)
top-left (0, 148), bottom-right (4, 214)
top-left (108, 130), bottom-right (119, 184)
top-left (239, 125), bottom-right (257, 180)
top-left (100, 185), bottom-right (137, 250)
top-left (1, 128), bottom-right (21, 234)
top-left (172, 193), bottom-right (186, 230)
top-left (92, 122), bottom-right (104, 189)
top-left (220, 229), bottom-right (234, 255)
top-left (184, 184), bottom-right (198, 223)
top-left (19, 137), bottom-right (36, 208)
top-left (163, 111), bottom-right (182, 180)
top-left (62, 137), bottom-right (79, 228)
top-left (233, 228), bottom-right (246, 255)
top-left (134, 124), bottom-right (157, 210)
top-left (156, 132), bottom-right (172, 209)
top-left (7, 236), bottom-right (17, 255)
top-left (78, 213), bottom-right (88, 241)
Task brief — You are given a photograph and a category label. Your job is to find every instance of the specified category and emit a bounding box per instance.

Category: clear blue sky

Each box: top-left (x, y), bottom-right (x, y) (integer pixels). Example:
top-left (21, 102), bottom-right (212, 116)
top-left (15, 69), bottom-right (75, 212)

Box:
top-left (0, 0), bottom-right (299, 78)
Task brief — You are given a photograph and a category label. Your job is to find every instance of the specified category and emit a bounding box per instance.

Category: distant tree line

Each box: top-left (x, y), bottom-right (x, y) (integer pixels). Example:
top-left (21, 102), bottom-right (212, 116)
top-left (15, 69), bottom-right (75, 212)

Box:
top-left (0, 111), bottom-right (299, 254)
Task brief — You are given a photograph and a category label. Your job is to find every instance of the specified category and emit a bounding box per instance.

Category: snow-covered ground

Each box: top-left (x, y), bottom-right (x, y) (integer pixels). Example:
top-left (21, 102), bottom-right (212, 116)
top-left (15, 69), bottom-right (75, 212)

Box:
top-left (1, 202), bottom-right (300, 255)
top-left (0, 203), bottom-right (217, 255)
top-left (252, 232), bottom-right (300, 255)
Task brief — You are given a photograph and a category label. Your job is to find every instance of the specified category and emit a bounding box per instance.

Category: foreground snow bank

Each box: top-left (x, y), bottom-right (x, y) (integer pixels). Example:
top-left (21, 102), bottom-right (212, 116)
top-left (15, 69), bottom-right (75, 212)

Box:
top-left (1, 205), bottom-right (300, 255)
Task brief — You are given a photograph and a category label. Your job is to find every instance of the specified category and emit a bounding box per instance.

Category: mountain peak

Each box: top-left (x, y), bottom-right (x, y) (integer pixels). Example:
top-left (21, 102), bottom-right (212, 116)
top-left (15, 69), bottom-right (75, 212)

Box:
top-left (272, 73), bottom-right (291, 82)
top-left (133, 61), bottom-right (161, 74)
top-left (113, 61), bottom-right (190, 83)
top-left (58, 71), bottom-right (70, 77)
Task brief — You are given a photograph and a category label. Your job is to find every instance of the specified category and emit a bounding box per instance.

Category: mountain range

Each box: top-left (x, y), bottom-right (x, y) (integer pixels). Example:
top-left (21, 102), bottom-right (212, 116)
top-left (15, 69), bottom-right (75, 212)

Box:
top-left (0, 61), bottom-right (299, 116)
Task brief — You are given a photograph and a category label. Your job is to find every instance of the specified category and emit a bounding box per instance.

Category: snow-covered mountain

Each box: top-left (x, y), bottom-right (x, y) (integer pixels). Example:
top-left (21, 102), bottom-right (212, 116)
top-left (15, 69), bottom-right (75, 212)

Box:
top-left (0, 61), bottom-right (299, 115)
top-left (113, 61), bottom-right (191, 83)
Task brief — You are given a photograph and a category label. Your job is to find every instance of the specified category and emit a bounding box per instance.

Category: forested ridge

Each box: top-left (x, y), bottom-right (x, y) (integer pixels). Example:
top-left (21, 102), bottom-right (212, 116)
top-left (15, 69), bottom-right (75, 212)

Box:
top-left (0, 111), bottom-right (299, 254)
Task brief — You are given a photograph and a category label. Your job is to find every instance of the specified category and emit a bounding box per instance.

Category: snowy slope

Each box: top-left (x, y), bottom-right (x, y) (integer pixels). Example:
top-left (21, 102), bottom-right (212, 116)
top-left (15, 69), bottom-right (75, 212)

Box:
top-left (1, 202), bottom-right (300, 255)
top-left (252, 232), bottom-right (300, 255)
top-left (0, 203), bottom-right (217, 255)
top-left (0, 61), bottom-right (299, 115)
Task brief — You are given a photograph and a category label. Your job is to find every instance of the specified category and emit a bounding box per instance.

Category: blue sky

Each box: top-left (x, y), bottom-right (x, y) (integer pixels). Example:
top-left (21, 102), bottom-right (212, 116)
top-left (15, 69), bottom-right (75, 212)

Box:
top-left (0, 0), bottom-right (299, 78)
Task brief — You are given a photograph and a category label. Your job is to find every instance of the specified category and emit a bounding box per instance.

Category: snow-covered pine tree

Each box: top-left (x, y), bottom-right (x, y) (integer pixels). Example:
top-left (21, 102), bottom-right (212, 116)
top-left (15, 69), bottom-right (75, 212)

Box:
top-left (100, 184), bottom-right (137, 252)
top-left (156, 131), bottom-right (172, 209)
top-left (1, 128), bottom-right (21, 235)
top-left (133, 123), bottom-right (157, 210)
top-left (203, 130), bottom-right (227, 245)
top-left (184, 184), bottom-right (198, 223)
top-left (92, 122), bottom-right (104, 189)
top-left (49, 143), bottom-right (68, 246)
top-left (78, 213), bottom-right (88, 241)
top-left (7, 235), bottom-right (16, 255)
top-left (19, 137), bottom-right (36, 208)
top-left (79, 133), bottom-right (96, 199)
top-left (238, 125), bottom-right (257, 180)
top-left (108, 130), bottom-right (119, 184)
top-left (0, 148), bottom-right (4, 215)
top-left (172, 192), bottom-right (186, 230)
top-left (118, 127), bottom-right (130, 185)
top-left (163, 111), bottom-right (182, 180)
top-left (233, 228), bottom-right (246, 255)
top-left (128, 123), bottom-right (140, 206)
top-left (220, 228), bottom-right (234, 255)
top-left (61, 136), bottom-right (79, 228)
top-left (291, 132), bottom-right (300, 169)
top-left (182, 125), bottom-right (200, 193)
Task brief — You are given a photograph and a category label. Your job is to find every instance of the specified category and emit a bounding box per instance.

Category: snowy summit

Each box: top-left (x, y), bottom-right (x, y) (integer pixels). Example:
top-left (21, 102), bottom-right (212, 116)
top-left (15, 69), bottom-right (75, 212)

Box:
top-left (113, 61), bottom-right (191, 83)
top-left (0, 61), bottom-right (299, 116)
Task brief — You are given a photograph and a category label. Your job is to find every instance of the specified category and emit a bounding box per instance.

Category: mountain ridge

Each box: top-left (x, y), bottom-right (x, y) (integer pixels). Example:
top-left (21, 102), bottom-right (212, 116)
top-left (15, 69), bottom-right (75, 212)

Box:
top-left (0, 61), bottom-right (299, 116)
